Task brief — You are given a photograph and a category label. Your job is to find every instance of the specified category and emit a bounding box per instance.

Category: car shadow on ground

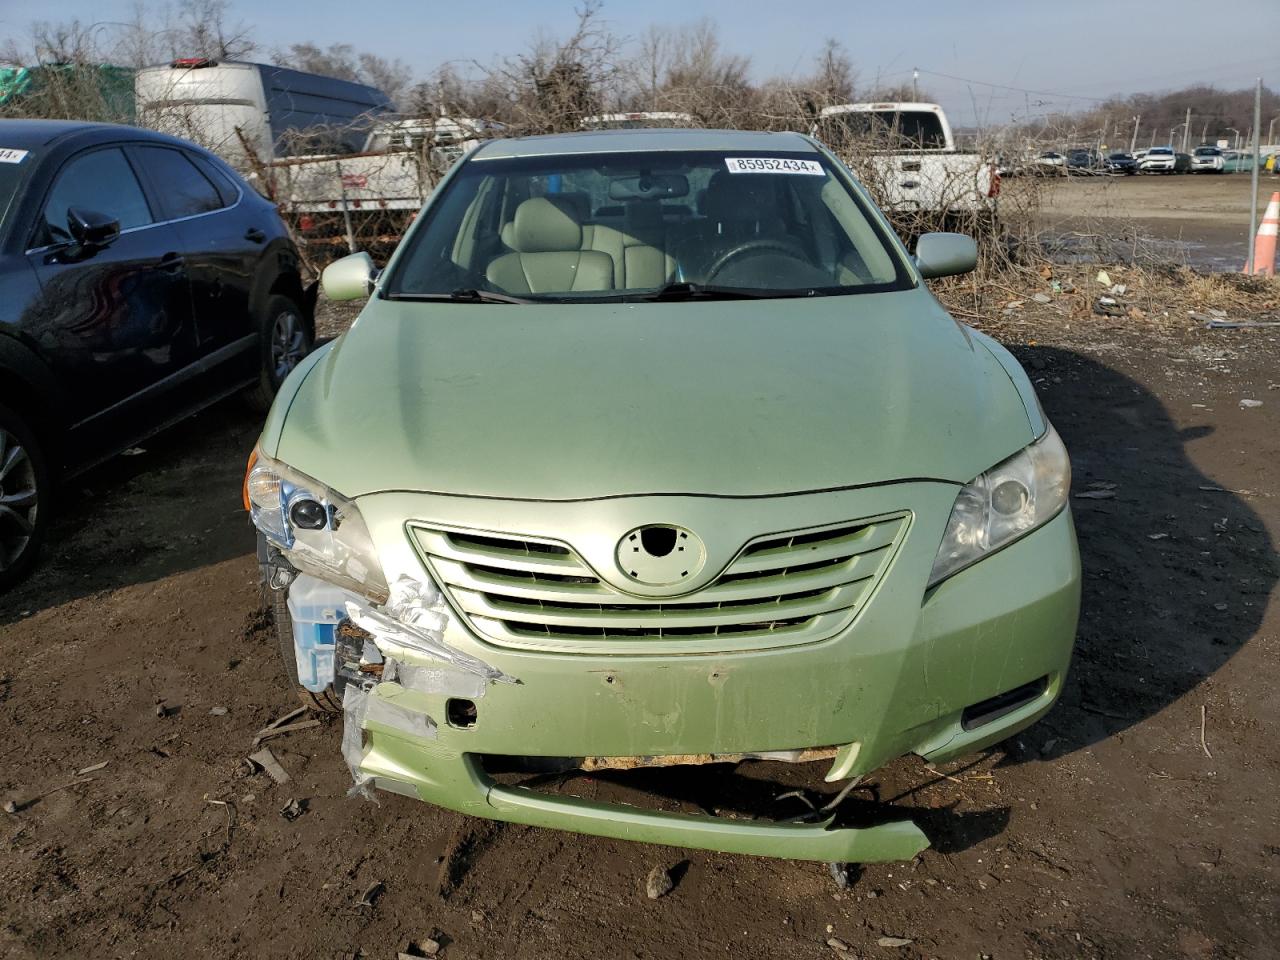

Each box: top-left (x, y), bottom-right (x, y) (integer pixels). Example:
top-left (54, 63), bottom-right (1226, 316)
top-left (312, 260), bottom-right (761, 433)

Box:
top-left (0, 399), bottom-right (263, 626)
top-left (997, 344), bottom-right (1276, 769)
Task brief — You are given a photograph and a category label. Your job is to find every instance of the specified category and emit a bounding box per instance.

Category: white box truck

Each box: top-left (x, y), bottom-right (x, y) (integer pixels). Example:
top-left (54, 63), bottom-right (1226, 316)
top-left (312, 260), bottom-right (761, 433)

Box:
top-left (135, 58), bottom-right (392, 170)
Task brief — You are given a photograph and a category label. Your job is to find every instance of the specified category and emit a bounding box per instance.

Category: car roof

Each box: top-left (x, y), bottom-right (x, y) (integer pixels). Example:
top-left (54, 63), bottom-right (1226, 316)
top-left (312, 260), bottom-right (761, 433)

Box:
top-left (0, 118), bottom-right (196, 152)
top-left (472, 128), bottom-right (819, 160)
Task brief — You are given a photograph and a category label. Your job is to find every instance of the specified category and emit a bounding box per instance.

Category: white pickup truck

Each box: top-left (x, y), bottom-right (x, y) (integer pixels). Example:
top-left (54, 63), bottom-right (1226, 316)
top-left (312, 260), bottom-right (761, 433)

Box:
top-left (268, 116), bottom-right (498, 215)
top-left (811, 102), bottom-right (999, 218)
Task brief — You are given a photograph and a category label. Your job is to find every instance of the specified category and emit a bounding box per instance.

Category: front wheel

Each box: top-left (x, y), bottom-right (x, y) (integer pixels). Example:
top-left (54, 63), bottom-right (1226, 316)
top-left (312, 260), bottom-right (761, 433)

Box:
top-left (0, 402), bottom-right (49, 592)
top-left (245, 294), bottom-right (313, 413)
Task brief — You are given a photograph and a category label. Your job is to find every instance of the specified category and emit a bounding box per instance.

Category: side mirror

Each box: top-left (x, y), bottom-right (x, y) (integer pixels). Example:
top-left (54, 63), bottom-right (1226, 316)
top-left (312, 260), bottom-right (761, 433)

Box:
top-left (914, 232), bottom-right (977, 279)
top-left (66, 207), bottom-right (120, 249)
top-left (321, 251), bottom-right (379, 301)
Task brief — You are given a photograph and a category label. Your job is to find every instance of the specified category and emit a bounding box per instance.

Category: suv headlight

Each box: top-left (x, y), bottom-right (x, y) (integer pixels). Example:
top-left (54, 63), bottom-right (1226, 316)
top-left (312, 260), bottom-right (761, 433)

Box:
top-left (244, 446), bottom-right (389, 602)
top-left (928, 425), bottom-right (1070, 587)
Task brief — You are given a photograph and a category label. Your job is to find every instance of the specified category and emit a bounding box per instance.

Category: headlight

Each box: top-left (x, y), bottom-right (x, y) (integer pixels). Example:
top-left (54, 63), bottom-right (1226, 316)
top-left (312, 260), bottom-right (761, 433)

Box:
top-left (245, 446), bottom-right (389, 602)
top-left (928, 425), bottom-right (1070, 587)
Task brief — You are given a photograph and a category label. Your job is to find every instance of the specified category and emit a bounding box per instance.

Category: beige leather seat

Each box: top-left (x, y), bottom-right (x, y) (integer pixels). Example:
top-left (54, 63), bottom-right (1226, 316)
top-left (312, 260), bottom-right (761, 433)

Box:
top-left (498, 195), bottom-right (674, 291)
top-left (487, 197), bottom-right (613, 294)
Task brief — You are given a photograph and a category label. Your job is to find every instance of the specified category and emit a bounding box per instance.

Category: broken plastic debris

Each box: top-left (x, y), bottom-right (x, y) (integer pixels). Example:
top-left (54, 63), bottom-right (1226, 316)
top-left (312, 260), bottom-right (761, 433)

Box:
top-left (345, 576), bottom-right (515, 685)
top-left (1095, 269), bottom-right (1112, 286)
top-left (385, 659), bottom-right (488, 700)
top-left (342, 682), bottom-right (378, 802)
top-left (365, 692), bottom-right (438, 740)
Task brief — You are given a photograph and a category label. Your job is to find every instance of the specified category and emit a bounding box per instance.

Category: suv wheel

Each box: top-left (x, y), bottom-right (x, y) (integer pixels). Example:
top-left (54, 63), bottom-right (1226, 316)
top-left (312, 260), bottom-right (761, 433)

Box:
top-left (245, 293), bottom-right (313, 412)
top-left (0, 403), bottom-right (48, 591)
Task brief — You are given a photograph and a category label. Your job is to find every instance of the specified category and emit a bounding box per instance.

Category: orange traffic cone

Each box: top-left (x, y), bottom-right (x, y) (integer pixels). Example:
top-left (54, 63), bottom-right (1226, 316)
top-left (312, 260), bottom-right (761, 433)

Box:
top-left (1246, 192), bottom-right (1279, 276)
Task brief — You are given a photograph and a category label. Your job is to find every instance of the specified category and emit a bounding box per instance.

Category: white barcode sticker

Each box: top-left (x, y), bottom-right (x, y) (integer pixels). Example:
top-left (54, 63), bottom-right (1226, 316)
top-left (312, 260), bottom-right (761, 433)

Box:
top-left (724, 157), bottom-right (824, 175)
top-left (0, 148), bottom-right (29, 164)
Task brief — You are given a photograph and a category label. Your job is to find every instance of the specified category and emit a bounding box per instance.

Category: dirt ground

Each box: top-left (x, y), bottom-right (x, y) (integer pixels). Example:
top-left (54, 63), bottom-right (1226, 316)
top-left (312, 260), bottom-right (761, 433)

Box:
top-left (1038, 173), bottom-right (1280, 271)
top-left (2, 269), bottom-right (1279, 959)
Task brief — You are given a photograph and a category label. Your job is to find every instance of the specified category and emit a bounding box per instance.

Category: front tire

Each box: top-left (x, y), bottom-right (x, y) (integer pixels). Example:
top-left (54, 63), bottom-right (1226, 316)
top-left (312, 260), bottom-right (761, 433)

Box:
top-left (0, 402), bottom-right (49, 592)
top-left (245, 294), bottom-right (313, 413)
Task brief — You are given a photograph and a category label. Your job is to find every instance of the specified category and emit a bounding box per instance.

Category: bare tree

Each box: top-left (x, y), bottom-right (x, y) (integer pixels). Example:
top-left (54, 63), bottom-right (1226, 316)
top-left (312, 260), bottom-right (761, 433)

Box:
top-left (809, 39), bottom-right (855, 107)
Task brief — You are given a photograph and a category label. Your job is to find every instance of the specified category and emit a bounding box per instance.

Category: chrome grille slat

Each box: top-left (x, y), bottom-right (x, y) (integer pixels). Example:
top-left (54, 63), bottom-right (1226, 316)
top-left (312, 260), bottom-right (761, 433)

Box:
top-left (728, 520), bottom-right (900, 574)
top-left (431, 548), bottom-right (889, 606)
top-left (450, 581), bottom-right (867, 630)
top-left (411, 514), bottom-right (908, 654)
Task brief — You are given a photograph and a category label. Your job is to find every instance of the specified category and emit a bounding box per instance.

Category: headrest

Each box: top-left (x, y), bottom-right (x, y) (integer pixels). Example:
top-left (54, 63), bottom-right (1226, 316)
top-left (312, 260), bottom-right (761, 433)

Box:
top-left (510, 197), bottom-right (582, 253)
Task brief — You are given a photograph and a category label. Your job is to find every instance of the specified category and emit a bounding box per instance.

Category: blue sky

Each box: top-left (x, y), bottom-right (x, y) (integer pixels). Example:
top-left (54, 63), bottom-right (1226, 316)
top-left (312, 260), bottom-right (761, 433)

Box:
top-left (2, 0), bottom-right (1275, 124)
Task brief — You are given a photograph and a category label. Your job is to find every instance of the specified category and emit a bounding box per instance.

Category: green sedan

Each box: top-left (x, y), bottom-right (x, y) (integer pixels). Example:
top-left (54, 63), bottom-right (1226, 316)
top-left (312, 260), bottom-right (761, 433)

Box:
top-left (245, 128), bottom-right (1080, 864)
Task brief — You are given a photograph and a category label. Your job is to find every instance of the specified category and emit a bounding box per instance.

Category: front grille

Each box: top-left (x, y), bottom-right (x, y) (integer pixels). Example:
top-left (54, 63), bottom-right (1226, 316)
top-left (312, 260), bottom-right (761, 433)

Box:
top-left (411, 514), bottom-right (909, 654)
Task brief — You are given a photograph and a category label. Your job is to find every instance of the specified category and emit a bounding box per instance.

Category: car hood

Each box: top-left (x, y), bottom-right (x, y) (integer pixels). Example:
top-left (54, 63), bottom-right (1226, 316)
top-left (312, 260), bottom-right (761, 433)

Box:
top-left (272, 288), bottom-right (1037, 500)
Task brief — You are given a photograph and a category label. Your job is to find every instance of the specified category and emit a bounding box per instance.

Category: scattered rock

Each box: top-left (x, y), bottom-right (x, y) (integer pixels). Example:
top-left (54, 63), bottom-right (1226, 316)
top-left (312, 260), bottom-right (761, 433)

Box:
top-left (279, 797), bottom-right (305, 821)
top-left (645, 864), bottom-right (674, 900)
top-left (827, 937), bottom-right (851, 952)
top-left (1032, 292), bottom-right (1053, 304)
top-left (878, 935), bottom-right (913, 948)
top-left (209, 706), bottom-right (229, 716)
top-left (2, 799), bottom-right (16, 814)
top-left (397, 936), bottom-right (442, 958)
top-left (1214, 603), bottom-right (1229, 612)
top-left (1041, 738), bottom-right (1059, 755)
top-left (1239, 399), bottom-right (1263, 409)
top-left (1147, 533), bottom-right (1169, 540)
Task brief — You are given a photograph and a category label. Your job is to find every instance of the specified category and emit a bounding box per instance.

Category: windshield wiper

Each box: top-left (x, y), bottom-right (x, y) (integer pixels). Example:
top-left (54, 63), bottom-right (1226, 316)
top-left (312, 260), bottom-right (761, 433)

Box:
top-left (639, 282), bottom-right (817, 302)
top-left (385, 289), bottom-right (532, 304)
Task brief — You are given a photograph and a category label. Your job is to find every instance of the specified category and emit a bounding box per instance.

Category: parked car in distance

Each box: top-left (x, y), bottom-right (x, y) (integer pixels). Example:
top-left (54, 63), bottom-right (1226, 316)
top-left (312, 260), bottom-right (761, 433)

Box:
top-left (580, 112), bottom-right (698, 130)
top-left (1032, 151), bottom-right (1066, 173)
top-left (0, 119), bottom-right (315, 587)
top-left (1222, 150), bottom-right (1256, 173)
top-left (1139, 146), bottom-right (1176, 173)
top-left (248, 128), bottom-right (1080, 863)
top-left (1066, 148), bottom-right (1101, 171)
top-left (1191, 146), bottom-right (1224, 173)
top-left (1104, 152), bottom-right (1138, 174)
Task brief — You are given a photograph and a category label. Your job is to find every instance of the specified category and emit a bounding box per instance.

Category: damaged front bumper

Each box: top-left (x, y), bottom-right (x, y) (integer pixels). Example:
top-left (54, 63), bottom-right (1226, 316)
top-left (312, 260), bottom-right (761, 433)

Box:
top-left (293, 481), bottom-right (1079, 864)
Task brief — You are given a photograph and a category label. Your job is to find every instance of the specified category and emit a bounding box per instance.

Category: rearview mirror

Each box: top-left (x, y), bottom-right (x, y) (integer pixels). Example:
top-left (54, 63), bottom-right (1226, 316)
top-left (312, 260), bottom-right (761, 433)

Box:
top-left (608, 174), bottom-right (689, 201)
top-left (66, 207), bottom-right (120, 249)
top-left (321, 251), bottom-right (379, 301)
top-left (914, 232), bottom-right (977, 279)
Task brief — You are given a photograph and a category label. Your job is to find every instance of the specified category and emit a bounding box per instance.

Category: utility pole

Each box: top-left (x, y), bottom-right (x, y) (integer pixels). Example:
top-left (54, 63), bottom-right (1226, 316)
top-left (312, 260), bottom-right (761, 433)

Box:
top-left (1247, 78), bottom-right (1262, 273)
top-left (1269, 115), bottom-right (1277, 147)
top-left (1130, 114), bottom-right (1141, 153)
top-left (912, 68), bottom-right (919, 101)
top-left (1182, 107), bottom-right (1191, 152)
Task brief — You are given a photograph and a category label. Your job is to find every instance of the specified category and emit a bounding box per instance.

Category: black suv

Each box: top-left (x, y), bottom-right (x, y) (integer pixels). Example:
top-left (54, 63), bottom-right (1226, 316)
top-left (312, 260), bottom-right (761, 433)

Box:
top-left (0, 120), bottom-right (316, 587)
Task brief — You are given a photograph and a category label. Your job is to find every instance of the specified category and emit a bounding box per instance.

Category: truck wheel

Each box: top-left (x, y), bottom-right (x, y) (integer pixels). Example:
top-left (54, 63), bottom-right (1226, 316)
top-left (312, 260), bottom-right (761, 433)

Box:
top-left (267, 584), bottom-right (343, 713)
top-left (0, 402), bottom-right (49, 592)
top-left (245, 294), bottom-right (313, 413)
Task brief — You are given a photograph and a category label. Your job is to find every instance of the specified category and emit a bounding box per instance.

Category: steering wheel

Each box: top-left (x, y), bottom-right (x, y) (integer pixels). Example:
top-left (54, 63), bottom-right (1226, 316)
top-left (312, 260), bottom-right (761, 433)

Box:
top-left (705, 238), bottom-right (810, 281)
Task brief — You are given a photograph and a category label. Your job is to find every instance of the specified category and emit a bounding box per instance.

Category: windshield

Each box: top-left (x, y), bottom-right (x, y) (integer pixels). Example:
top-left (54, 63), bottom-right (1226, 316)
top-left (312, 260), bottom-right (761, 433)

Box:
top-left (1194, 147), bottom-right (1220, 156)
top-left (1149, 148), bottom-right (1173, 156)
top-left (0, 153), bottom-right (30, 231)
top-left (815, 111), bottom-right (947, 151)
top-left (383, 149), bottom-right (910, 302)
